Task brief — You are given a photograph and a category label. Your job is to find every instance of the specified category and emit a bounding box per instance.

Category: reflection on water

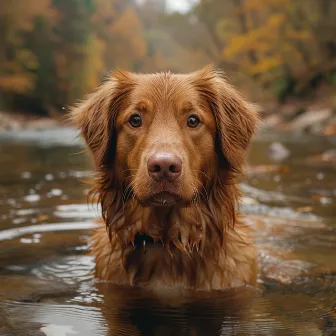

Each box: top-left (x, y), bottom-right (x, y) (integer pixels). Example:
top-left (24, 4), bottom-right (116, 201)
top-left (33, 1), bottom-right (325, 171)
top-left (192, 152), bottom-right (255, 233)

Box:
top-left (0, 128), bottom-right (335, 335)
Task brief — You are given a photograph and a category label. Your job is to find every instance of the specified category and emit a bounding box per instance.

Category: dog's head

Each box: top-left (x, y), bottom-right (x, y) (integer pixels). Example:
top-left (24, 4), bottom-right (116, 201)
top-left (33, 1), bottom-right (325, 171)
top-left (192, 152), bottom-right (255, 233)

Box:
top-left (72, 66), bottom-right (258, 208)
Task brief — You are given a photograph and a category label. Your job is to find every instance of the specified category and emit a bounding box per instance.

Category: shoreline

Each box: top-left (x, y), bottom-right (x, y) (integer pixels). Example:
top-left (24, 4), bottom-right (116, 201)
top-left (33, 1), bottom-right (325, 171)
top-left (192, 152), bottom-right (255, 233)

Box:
top-left (261, 102), bottom-right (336, 136)
top-left (0, 111), bottom-right (63, 131)
top-left (1, 105), bottom-right (335, 136)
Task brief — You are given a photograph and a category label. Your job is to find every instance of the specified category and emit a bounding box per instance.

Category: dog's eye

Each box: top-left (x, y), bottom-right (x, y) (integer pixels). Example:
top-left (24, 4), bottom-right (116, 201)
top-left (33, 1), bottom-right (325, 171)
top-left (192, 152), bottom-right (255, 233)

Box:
top-left (129, 114), bottom-right (142, 128)
top-left (187, 115), bottom-right (200, 128)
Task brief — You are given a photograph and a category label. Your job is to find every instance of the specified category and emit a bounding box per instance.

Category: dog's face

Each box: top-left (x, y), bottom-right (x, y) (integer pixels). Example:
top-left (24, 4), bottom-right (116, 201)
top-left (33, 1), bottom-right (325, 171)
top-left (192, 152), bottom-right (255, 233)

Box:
top-left (72, 65), bottom-right (258, 211)
top-left (114, 74), bottom-right (217, 207)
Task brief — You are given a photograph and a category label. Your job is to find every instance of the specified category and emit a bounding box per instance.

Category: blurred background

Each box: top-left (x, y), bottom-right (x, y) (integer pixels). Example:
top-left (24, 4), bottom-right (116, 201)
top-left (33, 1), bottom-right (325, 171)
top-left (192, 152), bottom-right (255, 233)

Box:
top-left (0, 0), bottom-right (335, 135)
top-left (1, 2), bottom-right (336, 334)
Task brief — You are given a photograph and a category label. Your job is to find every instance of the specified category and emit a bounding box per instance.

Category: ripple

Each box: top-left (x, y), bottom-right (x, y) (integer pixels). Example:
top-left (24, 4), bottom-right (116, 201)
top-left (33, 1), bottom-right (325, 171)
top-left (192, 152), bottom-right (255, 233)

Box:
top-left (54, 204), bottom-right (100, 219)
top-left (240, 183), bottom-right (311, 204)
top-left (0, 221), bottom-right (98, 241)
top-left (241, 202), bottom-right (320, 221)
top-left (69, 281), bottom-right (104, 304)
top-left (4, 301), bottom-right (107, 336)
top-left (31, 256), bottom-right (95, 285)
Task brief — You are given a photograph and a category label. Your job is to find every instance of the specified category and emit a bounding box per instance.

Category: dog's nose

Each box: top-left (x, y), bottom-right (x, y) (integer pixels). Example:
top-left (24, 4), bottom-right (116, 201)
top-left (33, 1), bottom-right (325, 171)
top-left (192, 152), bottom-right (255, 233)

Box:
top-left (147, 152), bottom-right (182, 181)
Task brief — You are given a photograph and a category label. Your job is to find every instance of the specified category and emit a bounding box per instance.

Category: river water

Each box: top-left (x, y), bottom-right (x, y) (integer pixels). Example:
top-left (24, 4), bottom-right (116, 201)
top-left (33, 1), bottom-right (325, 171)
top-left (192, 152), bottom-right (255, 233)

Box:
top-left (0, 128), bottom-right (335, 335)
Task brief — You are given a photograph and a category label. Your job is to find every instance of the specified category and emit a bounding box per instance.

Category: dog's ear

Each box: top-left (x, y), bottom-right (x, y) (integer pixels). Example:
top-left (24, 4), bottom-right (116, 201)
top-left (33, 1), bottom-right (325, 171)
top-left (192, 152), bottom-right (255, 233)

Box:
top-left (191, 65), bottom-right (259, 173)
top-left (71, 70), bottom-right (134, 167)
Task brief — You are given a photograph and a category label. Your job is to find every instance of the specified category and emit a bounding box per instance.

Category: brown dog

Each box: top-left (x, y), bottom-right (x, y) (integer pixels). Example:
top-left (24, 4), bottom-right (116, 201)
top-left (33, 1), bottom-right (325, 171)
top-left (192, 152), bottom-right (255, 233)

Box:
top-left (71, 65), bottom-right (259, 291)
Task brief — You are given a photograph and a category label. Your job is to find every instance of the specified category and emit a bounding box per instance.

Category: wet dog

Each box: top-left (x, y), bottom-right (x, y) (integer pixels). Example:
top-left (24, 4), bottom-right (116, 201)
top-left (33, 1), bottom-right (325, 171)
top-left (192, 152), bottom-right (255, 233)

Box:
top-left (71, 65), bottom-right (259, 290)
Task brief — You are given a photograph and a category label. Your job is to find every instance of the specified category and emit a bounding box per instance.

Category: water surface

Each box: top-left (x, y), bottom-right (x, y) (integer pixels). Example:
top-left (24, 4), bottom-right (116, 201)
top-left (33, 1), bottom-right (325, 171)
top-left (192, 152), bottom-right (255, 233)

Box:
top-left (0, 128), bottom-right (335, 335)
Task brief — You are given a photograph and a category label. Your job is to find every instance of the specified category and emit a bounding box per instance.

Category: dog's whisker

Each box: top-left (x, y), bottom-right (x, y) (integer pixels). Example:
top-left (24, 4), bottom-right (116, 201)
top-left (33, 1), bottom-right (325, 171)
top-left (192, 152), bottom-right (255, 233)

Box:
top-left (186, 183), bottom-right (202, 212)
top-left (120, 174), bottom-right (136, 186)
top-left (122, 187), bottom-right (136, 214)
top-left (192, 184), bottom-right (200, 205)
top-left (125, 183), bottom-right (134, 200)
top-left (121, 186), bottom-right (129, 207)
top-left (194, 178), bottom-right (209, 204)
top-left (131, 185), bottom-right (138, 210)
top-left (121, 175), bottom-right (136, 209)
top-left (122, 169), bottom-right (138, 173)
top-left (193, 169), bottom-right (211, 181)
top-left (121, 181), bottom-right (136, 213)
top-left (122, 178), bottom-right (136, 201)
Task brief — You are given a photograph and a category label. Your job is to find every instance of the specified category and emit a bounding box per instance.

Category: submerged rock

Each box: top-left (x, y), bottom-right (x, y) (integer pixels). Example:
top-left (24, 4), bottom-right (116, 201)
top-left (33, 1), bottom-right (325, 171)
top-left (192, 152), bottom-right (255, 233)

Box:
top-left (268, 142), bottom-right (290, 162)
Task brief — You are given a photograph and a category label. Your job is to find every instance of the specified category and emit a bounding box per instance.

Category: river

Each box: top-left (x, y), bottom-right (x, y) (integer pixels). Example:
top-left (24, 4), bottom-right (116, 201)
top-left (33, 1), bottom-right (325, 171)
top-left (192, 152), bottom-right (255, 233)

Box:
top-left (0, 128), bottom-right (335, 335)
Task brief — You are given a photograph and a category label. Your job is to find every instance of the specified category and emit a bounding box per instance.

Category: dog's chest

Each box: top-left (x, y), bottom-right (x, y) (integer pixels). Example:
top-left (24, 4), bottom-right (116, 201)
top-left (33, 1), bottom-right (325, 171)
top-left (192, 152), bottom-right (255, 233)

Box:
top-left (125, 246), bottom-right (200, 287)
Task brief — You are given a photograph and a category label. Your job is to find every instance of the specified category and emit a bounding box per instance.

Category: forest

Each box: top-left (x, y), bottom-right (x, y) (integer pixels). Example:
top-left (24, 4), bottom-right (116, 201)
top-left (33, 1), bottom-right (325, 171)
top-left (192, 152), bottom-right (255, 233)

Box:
top-left (1, 0), bottom-right (336, 116)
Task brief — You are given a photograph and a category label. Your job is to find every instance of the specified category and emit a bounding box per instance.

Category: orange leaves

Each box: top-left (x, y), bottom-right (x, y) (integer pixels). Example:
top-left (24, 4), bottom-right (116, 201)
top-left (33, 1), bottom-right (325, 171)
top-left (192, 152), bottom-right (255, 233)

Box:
top-left (1, 0), bottom-right (57, 36)
top-left (224, 12), bottom-right (287, 58)
top-left (249, 56), bottom-right (283, 75)
top-left (91, 0), bottom-right (117, 35)
top-left (267, 12), bottom-right (286, 27)
top-left (223, 11), bottom-right (288, 77)
top-left (222, 0), bottom-right (319, 84)
top-left (93, 4), bottom-right (147, 70)
top-left (2, 0), bottom-right (334, 113)
top-left (0, 0), bottom-right (57, 95)
top-left (111, 7), bottom-right (147, 61)
top-left (0, 74), bottom-right (34, 93)
top-left (16, 50), bottom-right (38, 70)
top-left (0, 0), bottom-right (149, 114)
top-left (218, 0), bottom-right (336, 96)
top-left (242, 0), bottom-right (290, 12)
top-left (82, 37), bottom-right (105, 90)
top-left (287, 30), bottom-right (311, 41)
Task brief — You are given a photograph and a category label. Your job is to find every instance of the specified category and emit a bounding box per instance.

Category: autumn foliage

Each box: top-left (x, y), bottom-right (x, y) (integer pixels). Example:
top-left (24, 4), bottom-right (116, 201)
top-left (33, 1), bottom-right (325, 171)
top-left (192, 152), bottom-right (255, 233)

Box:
top-left (0, 0), bottom-right (335, 115)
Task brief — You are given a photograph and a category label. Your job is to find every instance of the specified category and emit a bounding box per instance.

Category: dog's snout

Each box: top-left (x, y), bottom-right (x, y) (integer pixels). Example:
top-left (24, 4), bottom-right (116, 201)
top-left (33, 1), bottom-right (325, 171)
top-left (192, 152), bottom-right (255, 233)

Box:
top-left (147, 152), bottom-right (182, 181)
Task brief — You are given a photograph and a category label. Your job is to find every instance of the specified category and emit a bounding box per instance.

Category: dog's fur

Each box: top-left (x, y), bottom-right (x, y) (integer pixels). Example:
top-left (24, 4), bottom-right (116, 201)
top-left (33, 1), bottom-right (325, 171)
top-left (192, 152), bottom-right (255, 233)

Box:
top-left (71, 65), bottom-right (259, 291)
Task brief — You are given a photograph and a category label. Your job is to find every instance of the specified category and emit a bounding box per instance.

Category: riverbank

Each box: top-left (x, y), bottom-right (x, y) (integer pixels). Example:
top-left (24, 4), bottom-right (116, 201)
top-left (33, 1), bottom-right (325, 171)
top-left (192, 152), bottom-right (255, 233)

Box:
top-left (262, 102), bottom-right (336, 136)
top-left (1, 103), bottom-right (335, 136)
top-left (0, 111), bottom-right (61, 131)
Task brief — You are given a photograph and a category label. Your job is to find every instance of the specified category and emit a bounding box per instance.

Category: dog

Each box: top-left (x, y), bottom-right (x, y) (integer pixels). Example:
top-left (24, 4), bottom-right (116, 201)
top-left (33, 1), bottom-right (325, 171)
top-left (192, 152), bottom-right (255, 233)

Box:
top-left (71, 65), bottom-right (259, 291)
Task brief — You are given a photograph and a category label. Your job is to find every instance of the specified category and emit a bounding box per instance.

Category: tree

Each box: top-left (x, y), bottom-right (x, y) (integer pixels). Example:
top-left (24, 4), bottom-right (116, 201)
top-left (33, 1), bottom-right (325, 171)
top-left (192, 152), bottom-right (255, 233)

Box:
top-left (0, 0), bottom-right (56, 95)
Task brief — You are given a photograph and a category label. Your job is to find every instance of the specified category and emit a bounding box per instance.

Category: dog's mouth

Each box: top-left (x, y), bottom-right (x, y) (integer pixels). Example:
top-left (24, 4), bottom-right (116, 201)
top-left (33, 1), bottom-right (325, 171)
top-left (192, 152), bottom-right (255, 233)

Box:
top-left (140, 191), bottom-right (181, 207)
top-left (150, 191), bottom-right (181, 206)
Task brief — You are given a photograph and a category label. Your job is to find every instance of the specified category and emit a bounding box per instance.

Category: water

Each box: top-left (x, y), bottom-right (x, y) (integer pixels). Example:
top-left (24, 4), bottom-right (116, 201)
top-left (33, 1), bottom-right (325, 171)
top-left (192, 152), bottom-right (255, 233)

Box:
top-left (0, 128), bottom-right (335, 335)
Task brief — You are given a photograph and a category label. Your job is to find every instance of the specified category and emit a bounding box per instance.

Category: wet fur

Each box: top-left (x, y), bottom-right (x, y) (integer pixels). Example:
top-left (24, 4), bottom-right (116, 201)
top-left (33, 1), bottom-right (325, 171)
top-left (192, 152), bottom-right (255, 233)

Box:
top-left (71, 65), bottom-right (259, 291)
